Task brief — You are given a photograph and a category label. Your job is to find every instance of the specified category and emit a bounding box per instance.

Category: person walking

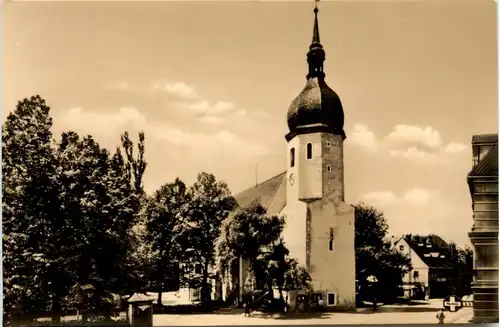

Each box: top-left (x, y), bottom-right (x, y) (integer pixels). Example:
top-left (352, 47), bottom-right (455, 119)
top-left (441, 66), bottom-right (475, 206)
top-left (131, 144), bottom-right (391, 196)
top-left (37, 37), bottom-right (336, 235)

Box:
top-left (436, 309), bottom-right (446, 324)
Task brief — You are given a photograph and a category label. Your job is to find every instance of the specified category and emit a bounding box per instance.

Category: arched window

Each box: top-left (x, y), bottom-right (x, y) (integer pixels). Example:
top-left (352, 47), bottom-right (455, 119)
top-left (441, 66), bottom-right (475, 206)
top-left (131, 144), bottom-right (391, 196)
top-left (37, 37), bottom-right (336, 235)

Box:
top-left (307, 143), bottom-right (312, 159)
top-left (290, 148), bottom-right (295, 168)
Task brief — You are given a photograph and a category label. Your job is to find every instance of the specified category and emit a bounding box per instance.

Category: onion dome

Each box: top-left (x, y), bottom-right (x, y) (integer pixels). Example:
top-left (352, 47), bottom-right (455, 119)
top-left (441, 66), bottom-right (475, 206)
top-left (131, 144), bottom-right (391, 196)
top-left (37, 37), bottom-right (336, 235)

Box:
top-left (286, 5), bottom-right (346, 142)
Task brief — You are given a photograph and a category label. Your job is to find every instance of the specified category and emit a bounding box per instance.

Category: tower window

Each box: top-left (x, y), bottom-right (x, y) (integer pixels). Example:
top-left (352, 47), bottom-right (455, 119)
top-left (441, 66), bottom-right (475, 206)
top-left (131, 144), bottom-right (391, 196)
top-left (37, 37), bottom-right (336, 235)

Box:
top-left (327, 165), bottom-right (331, 172)
top-left (329, 228), bottom-right (334, 251)
top-left (306, 143), bottom-right (312, 159)
top-left (290, 148), bottom-right (295, 168)
top-left (327, 142), bottom-right (331, 147)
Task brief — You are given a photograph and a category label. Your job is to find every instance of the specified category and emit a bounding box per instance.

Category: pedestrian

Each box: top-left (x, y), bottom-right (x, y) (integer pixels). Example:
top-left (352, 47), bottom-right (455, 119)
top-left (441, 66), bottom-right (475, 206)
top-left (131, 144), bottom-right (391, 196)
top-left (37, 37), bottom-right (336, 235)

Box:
top-left (372, 296), bottom-right (377, 312)
top-left (436, 309), bottom-right (445, 324)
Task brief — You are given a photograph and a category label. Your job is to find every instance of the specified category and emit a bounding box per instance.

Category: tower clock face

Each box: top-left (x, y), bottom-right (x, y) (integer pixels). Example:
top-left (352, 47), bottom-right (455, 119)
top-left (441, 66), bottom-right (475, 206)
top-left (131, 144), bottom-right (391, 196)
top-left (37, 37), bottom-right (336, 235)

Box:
top-left (289, 173), bottom-right (296, 186)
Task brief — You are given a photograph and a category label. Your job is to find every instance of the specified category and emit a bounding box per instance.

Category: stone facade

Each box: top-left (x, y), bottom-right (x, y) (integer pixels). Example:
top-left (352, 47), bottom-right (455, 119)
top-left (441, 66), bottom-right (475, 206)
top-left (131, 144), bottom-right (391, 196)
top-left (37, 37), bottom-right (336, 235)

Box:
top-left (467, 134), bottom-right (498, 323)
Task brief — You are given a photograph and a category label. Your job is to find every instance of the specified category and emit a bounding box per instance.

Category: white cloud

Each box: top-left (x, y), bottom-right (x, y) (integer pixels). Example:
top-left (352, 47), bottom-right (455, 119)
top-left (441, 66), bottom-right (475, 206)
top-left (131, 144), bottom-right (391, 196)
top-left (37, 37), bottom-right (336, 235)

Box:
top-left (189, 100), bottom-right (236, 116)
top-left (362, 188), bottom-right (436, 208)
top-left (363, 191), bottom-right (397, 206)
top-left (53, 106), bottom-right (268, 157)
top-left (385, 125), bottom-right (443, 149)
top-left (402, 188), bottom-right (434, 207)
top-left (151, 81), bottom-right (199, 99)
top-left (444, 142), bottom-right (468, 154)
top-left (348, 124), bottom-right (378, 151)
top-left (349, 123), bottom-right (468, 164)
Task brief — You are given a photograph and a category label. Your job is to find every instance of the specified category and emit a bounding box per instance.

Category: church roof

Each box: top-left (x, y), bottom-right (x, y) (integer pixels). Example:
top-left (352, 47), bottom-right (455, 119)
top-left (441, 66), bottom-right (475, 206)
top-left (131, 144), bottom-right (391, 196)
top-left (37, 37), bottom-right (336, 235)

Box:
top-left (468, 144), bottom-right (498, 178)
top-left (234, 172), bottom-right (287, 215)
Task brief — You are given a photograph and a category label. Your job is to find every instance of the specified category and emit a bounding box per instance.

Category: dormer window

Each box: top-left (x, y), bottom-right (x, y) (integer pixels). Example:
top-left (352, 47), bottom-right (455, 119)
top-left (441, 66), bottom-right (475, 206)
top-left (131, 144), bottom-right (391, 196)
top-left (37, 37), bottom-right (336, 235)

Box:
top-left (473, 144), bottom-right (493, 167)
top-left (290, 148), bottom-right (295, 168)
top-left (307, 143), bottom-right (313, 159)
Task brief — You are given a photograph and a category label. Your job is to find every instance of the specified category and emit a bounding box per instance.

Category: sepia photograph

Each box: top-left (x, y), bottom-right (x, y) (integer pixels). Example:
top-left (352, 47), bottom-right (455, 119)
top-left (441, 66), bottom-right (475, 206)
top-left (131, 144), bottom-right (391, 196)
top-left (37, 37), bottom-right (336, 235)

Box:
top-left (1, 0), bottom-right (498, 326)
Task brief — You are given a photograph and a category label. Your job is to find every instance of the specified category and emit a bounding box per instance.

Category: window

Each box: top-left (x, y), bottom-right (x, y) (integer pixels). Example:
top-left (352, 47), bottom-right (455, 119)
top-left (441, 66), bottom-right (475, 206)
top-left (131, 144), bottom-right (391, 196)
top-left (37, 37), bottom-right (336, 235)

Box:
top-left (327, 292), bottom-right (336, 306)
top-left (399, 245), bottom-right (404, 251)
top-left (327, 165), bottom-right (331, 172)
top-left (413, 271), bottom-right (419, 279)
top-left (194, 264), bottom-right (202, 274)
top-left (327, 142), bottom-right (331, 147)
top-left (329, 228), bottom-right (334, 251)
top-left (473, 145), bottom-right (493, 166)
top-left (290, 148), bottom-right (295, 168)
top-left (474, 183), bottom-right (498, 194)
top-left (306, 143), bottom-right (312, 159)
top-left (473, 145), bottom-right (479, 166)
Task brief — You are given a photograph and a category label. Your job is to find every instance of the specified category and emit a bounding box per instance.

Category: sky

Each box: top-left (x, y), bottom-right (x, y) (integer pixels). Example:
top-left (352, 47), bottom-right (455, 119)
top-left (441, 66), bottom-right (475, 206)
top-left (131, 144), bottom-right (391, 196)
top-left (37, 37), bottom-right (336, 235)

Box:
top-left (2, 0), bottom-right (498, 247)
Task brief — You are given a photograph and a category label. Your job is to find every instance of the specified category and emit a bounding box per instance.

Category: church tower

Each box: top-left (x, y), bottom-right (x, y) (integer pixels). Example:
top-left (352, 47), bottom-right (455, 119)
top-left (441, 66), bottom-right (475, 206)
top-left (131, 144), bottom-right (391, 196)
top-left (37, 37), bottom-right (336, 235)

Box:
top-left (281, 2), bottom-right (356, 311)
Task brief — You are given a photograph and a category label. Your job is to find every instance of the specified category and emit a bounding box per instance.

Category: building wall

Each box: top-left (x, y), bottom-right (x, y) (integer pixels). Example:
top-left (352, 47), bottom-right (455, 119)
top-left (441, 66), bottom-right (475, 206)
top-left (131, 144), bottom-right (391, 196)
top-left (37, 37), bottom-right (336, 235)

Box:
top-left (469, 178), bottom-right (499, 323)
top-left (394, 239), bottom-right (430, 288)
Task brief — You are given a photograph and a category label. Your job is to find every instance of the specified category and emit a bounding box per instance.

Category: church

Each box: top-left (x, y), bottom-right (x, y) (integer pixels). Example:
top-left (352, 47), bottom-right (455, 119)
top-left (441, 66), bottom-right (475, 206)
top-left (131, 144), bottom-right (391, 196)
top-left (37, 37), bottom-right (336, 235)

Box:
top-left (221, 3), bottom-right (356, 311)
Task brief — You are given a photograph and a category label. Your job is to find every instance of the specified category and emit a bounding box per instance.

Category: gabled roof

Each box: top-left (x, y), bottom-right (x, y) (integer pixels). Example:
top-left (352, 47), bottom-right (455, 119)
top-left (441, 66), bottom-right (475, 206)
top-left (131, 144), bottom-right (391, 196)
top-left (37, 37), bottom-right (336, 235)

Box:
top-left (468, 144), bottom-right (498, 178)
top-left (234, 172), bottom-right (287, 215)
top-left (128, 293), bottom-right (154, 303)
top-left (403, 234), bottom-right (453, 269)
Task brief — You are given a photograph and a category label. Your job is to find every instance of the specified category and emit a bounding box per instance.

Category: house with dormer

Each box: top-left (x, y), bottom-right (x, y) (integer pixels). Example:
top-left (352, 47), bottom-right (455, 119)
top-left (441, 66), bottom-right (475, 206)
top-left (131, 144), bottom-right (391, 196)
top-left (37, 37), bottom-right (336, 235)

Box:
top-left (393, 234), bottom-right (453, 299)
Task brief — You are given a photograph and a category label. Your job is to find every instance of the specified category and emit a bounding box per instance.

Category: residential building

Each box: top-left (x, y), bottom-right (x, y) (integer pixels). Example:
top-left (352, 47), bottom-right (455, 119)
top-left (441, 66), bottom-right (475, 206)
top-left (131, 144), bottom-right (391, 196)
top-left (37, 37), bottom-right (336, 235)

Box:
top-left (467, 133), bottom-right (498, 323)
top-left (393, 234), bottom-right (453, 299)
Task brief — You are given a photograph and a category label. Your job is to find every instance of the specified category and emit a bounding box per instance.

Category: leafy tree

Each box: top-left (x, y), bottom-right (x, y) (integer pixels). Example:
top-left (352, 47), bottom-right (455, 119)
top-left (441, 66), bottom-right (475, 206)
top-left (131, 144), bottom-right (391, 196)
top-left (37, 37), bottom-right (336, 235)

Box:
top-left (141, 178), bottom-right (190, 305)
top-left (2, 95), bottom-right (149, 323)
top-left (180, 172), bottom-right (237, 302)
top-left (449, 244), bottom-right (473, 297)
top-left (2, 95), bottom-right (71, 323)
top-left (354, 202), bottom-right (412, 303)
top-left (216, 202), bottom-right (310, 305)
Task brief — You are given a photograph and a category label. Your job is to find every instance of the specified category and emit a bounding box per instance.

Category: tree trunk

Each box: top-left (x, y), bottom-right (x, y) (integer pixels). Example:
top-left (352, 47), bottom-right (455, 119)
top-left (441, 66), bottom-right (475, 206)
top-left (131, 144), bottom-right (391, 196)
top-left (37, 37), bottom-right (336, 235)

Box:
top-left (51, 298), bottom-right (62, 325)
top-left (157, 291), bottom-right (163, 306)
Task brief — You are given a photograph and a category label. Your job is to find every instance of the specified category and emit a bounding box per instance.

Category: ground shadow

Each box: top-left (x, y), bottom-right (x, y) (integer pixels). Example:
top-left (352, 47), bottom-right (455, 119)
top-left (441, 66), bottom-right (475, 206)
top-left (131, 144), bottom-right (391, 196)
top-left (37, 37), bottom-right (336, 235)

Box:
top-left (247, 312), bottom-right (332, 320)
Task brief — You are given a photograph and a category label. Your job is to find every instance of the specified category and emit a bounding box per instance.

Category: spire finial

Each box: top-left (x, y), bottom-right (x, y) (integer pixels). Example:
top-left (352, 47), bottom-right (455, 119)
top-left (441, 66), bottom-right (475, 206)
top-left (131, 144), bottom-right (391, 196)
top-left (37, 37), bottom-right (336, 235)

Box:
top-left (306, 0), bottom-right (325, 79)
top-left (312, 0), bottom-right (320, 45)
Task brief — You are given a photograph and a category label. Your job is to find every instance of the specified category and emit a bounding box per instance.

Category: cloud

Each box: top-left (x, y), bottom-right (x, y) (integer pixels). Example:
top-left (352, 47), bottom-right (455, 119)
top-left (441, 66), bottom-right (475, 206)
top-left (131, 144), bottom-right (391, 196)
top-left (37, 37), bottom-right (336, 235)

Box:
top-left (444, 142), bottom-right (468, 154)
top-left (189, 100), bottom-right (237, 116)
top-left (53, 106), bottom-right (268, 157)
top-left (152, 81), bottom-right (199, 99)
top-left (363, 191), bottom-right (396, 206)
top-left (348, 124), bottom-right (378, 151)
top-left (348, 123), bottom-right (468, 164)
top-left (402, 188), bottom-right (434, 207)
top-left (385, 124), bottom-right (443, 149)
top-left (362, 188), bottom-right (435, 208)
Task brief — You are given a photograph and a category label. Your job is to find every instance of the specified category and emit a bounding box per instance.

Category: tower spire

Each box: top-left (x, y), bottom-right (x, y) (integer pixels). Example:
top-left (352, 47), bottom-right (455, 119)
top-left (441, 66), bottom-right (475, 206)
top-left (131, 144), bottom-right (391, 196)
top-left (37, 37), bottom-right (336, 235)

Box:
top-left (307, 0), bottom-right (325, 79)
top-left (312, 0), bottom-right (320, 45)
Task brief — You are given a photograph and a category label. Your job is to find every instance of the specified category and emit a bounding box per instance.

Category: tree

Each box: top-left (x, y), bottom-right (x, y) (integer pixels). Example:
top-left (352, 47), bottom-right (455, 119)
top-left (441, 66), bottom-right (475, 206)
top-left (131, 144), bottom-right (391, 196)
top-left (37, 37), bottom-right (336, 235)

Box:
top-left (354, 202), bottom-right (412, 303)
top-left (141, 178), bottom-right (190, 305)
top-left (449, 244), bottom-right (473, 297)
top-left (179, 172), bottom-right (237, 302)
top-left (216, 202), bottom-right (311, 306)
top-left (2, 95), bottom-right (71, 323)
